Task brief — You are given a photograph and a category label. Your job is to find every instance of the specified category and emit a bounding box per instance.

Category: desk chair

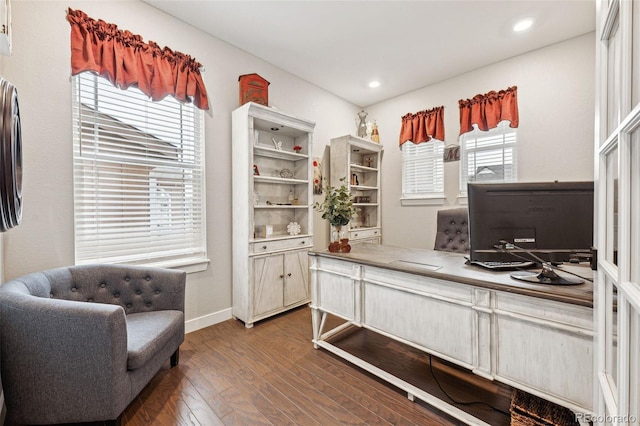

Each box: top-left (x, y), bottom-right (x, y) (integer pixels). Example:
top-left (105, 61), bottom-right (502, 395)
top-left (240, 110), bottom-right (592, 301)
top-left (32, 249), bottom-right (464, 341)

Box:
top-left (434, 207), bottom-right (469, 253)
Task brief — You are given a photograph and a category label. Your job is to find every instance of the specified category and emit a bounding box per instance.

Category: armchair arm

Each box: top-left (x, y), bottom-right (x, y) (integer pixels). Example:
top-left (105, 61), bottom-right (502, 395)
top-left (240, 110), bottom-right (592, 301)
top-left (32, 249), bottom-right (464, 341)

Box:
top-left (0, 289), bottom-right (131, 422)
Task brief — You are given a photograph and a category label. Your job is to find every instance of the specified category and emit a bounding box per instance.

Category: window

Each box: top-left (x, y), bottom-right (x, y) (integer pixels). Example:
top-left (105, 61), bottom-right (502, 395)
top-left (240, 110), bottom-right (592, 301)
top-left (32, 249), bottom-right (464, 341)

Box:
top-left (401, 140), bottom-right (444, 204)
top-left (459, 120), bottom-right (517, 193)
top-left (72, 72), bottom-right (206, 268)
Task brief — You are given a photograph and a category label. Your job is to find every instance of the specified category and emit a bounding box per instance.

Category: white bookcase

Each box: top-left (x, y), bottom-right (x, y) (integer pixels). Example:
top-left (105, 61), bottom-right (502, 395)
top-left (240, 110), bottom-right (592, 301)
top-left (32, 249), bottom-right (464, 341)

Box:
top-left (330, 135), bottom-right (383, 244)
top-left (232, 102), bottom-right (315, 328)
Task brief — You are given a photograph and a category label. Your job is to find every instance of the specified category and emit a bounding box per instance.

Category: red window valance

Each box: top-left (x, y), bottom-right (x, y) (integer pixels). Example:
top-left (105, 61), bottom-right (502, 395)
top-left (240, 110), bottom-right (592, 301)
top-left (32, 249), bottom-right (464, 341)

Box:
top-left (399, 106), bottom-right (445, 146)
top-left (458, 86), bottom-right (518, 135)
top-left (67, 8), bottom-right (209, 110)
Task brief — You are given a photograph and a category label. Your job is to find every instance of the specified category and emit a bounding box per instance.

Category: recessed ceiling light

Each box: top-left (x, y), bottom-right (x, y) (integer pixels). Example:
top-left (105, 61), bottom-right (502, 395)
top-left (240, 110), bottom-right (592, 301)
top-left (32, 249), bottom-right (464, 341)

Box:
top-left (368, 81), bottom-right (380, 88)
top-left (513, 18), bottom-right (533, 32)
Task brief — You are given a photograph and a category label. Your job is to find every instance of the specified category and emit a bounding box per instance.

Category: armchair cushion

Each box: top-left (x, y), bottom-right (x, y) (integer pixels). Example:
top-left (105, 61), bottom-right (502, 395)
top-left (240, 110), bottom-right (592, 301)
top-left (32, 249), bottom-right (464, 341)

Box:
top-left (126, 310), bottom-right (184, 370)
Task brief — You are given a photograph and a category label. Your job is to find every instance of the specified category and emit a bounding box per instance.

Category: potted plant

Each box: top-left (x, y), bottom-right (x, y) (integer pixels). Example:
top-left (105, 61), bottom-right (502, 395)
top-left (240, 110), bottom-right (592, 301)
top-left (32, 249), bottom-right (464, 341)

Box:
top-left (313, 178), bottom-right (356, 252)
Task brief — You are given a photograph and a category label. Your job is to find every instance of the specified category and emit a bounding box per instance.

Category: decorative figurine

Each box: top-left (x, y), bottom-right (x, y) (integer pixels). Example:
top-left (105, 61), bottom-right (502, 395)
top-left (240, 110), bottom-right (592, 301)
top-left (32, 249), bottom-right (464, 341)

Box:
top-left (371, 121), bottom-right (380, 143)
top-left (287, 221), bottom-right (301, 236)
top-left (357, 110), bottom-right (368, 138)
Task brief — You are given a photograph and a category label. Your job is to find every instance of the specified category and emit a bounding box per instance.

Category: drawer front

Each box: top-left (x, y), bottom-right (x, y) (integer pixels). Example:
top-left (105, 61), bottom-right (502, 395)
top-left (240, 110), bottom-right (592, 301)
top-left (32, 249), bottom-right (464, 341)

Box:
top-left (350, 237), bottom-right (381, 245)
top-left (251, 237), bottom-right (312, 254)
top-left (350, 228), bottom-right (380, 240)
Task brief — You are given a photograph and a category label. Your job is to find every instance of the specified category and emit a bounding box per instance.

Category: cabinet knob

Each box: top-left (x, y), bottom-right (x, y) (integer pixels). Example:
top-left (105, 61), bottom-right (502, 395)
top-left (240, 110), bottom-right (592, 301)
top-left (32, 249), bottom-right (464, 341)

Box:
top-left (279, 275), bottom-right (284, 279)
top-left (354, 233), bottom-right (359, 237)
top-left (300, 240), bottom-right (305, 244)
top-left (262, 245), bottom-right (267, 249)
top-left (287, 273), bottom-right (292, 277)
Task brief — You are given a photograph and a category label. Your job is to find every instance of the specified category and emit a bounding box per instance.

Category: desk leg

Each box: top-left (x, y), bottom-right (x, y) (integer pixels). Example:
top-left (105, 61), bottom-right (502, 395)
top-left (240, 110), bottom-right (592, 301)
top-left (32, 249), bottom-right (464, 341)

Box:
top-left (311, 307), bottom-right (325, 349)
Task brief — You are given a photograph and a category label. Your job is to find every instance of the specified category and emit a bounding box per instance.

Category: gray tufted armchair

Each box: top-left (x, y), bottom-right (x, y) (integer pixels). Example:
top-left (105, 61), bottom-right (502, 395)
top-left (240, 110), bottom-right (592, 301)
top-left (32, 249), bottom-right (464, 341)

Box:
top-left (0, 264), bottom-right (186, 425)
top-left (434, 207), bottom-right (470, 254)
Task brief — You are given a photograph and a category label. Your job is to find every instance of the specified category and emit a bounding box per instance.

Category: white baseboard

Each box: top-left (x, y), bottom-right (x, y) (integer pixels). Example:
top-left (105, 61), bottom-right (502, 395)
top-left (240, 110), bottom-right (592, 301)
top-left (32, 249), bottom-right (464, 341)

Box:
top-left (185, 308), bottom-right (232, 333)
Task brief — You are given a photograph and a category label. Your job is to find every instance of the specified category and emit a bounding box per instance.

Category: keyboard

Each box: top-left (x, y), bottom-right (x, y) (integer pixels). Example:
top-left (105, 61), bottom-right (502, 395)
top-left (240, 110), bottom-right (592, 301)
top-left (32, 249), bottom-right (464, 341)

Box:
top-left (469, 260), bottom-right (536, 270)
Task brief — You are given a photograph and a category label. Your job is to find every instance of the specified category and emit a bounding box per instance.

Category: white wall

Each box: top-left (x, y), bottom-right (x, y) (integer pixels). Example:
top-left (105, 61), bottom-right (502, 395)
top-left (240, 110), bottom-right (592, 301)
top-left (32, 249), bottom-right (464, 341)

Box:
top-left (0, 1), bottom-right (596, 331)
top-left (365, 32), bottom-right (595, 250)
top-left (0, 0), bottom-right (358, 330)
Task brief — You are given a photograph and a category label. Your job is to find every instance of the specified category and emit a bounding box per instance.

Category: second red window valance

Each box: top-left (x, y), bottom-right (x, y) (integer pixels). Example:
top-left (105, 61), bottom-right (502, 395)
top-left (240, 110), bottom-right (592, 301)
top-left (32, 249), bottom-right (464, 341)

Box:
top-left (399, 106), bottom-right (445, 146)
top-left (458, 86), bottom-right (518, 135)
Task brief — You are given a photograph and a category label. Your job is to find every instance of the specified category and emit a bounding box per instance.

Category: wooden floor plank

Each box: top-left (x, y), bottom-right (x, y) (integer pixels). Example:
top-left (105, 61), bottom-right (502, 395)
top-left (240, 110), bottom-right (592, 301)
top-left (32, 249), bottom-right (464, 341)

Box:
top-left (290, 359), bottom-right (394, 425)
top-left (179, 364), bottom-right (234, 419)
top-left (170, 369), bottom-right (226, 426)
top-left (217, 385), bottom-right (274, 426)
top-left (236, 367), bottom-right (322, 426)
top-left (266, 370), bottom-right (354, 425)
top-left (202, 341), bottom-right (301, 426)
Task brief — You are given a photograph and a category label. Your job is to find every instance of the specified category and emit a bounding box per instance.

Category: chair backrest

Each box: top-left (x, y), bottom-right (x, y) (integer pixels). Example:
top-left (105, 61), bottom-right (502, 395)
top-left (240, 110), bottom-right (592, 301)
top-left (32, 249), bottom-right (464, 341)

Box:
top-left (434, 208), bottom-right (469, 253)
top-left (0, 264), bottom-right (186, 314)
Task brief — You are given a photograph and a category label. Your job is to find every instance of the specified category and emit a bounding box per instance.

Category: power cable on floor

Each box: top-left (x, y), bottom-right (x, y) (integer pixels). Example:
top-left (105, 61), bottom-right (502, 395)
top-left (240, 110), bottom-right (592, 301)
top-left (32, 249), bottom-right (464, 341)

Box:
top-left (428, 354), bottom-right (511, 417)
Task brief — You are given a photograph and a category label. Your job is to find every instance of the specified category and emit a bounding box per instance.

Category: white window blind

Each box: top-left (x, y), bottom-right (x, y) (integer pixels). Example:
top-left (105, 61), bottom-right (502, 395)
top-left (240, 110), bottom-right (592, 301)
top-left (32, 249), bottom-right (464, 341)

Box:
top-left (460, 121), bottom-right (517, 193)
top-left (402, 140), bottom-right (444, 198)
top-left (72, 72), bottom-right (206, 267)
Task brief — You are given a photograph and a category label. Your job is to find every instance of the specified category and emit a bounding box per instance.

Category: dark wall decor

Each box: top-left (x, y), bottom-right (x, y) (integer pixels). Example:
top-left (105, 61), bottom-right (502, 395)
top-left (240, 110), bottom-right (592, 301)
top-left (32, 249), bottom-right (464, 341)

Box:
top-left (0, 77), bottom-right (22, 232)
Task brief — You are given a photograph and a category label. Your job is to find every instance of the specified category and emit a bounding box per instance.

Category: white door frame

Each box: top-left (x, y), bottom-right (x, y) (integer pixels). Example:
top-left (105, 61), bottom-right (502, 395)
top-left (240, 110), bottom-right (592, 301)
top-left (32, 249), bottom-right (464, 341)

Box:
top-left (594, 1), bottom-right (640, 424)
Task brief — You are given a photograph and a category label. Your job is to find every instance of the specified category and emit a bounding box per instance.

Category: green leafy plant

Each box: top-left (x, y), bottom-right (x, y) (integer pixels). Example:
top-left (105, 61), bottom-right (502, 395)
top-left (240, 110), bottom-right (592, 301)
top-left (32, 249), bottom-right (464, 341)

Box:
top-left (313, 178), bottom-right (355, 226)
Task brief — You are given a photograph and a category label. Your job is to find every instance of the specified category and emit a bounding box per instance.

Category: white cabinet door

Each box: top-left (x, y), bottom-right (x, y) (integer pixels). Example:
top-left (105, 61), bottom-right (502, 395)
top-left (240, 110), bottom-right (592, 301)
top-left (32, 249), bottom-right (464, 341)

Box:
top-left (252, 255), bottom-right (284, 316)
top-left (252, 249), bottom-right (310, 317)
top-left (284, 250), bottom-right (309, 306)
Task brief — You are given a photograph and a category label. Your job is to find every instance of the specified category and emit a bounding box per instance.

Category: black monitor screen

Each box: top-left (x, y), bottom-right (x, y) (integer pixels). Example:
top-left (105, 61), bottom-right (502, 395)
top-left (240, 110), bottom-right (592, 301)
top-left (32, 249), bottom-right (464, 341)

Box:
top-left (467, 181), bottom-right (594, 263)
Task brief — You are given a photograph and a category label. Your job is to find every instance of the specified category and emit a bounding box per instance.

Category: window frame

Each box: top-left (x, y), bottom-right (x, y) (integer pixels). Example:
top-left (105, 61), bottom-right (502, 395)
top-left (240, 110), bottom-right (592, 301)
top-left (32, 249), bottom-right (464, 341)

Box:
top-left (72, 72), bottom-right (208, 273)
top-left (401, 139), bottom-right (446, 206)
top-left (459, 121), bottom-right (518, 197)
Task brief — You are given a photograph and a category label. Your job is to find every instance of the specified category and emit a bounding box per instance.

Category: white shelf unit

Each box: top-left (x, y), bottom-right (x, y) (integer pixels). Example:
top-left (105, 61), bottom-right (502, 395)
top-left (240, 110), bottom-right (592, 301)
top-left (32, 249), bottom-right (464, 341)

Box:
top-left (232, 102), bottom-right (315, 328)
top-left (330, 134), bottom-right (383, 244)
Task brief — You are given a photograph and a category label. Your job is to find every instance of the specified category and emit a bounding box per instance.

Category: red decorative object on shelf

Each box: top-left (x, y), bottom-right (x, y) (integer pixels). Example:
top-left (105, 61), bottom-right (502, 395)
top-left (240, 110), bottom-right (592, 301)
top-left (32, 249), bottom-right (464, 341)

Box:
top-left (293, 145), bottom-right (302, 153)
top-left (238, 73), bottom-right (270, 106)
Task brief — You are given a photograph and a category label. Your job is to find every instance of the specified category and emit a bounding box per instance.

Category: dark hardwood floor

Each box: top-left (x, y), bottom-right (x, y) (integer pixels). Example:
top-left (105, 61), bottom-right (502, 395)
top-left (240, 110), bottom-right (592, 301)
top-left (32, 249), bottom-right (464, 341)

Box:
top-left (119, 306), bottom-right (512, 425)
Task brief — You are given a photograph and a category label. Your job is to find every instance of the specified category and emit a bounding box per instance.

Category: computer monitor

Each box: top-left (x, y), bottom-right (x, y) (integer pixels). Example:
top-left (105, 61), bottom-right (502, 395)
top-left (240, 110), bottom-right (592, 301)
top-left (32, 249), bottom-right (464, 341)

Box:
top-left (467, 181), bottom-right (594, 263)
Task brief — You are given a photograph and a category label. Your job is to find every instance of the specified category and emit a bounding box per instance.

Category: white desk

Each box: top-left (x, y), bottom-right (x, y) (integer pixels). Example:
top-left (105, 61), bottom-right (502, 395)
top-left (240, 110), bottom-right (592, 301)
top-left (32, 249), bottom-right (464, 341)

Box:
top-left (309, 244), bottom-right (594, 426)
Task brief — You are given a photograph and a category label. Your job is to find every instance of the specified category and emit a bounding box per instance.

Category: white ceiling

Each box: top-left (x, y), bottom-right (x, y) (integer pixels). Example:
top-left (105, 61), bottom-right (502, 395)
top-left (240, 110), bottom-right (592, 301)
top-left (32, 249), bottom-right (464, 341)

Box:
top-left (144, 0), bottom-right (596, 107)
